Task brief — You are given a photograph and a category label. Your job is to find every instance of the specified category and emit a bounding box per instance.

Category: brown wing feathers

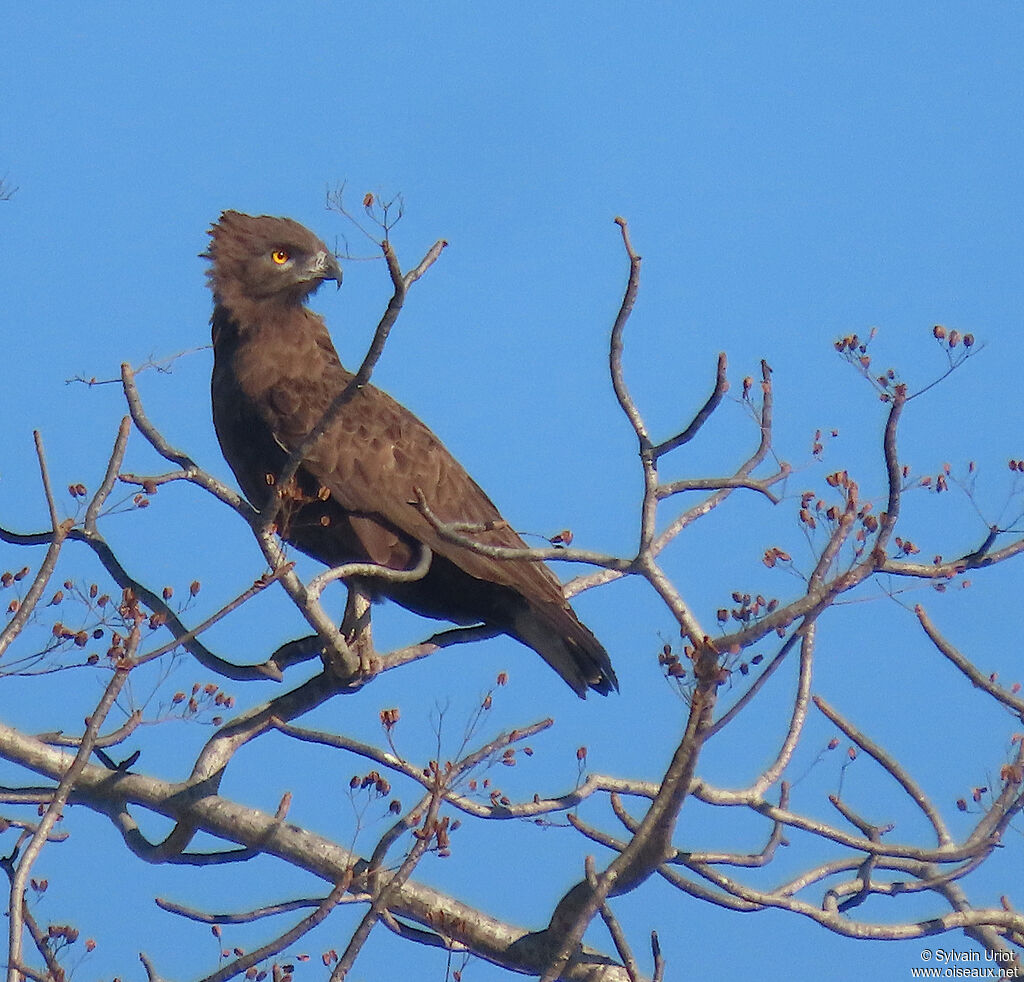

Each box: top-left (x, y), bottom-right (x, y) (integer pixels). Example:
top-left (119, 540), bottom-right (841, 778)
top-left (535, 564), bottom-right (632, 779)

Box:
top-left (206, 210), bottom-right (617, 697)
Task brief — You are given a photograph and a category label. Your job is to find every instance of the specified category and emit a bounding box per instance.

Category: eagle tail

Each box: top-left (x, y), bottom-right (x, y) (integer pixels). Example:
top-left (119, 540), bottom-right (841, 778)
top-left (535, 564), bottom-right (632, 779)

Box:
top-left (510, 604), bottom-right (618, 698)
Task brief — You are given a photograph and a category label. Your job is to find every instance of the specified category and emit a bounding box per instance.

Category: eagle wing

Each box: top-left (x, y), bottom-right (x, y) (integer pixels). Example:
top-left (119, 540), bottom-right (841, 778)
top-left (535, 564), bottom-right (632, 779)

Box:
top-left (255, 312), bottom-right (567, 607)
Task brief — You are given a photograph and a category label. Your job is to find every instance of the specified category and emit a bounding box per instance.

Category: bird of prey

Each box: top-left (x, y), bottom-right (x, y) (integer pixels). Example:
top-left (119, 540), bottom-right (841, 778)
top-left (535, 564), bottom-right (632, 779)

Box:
top-left (205, 211), bottom-right (617, 697)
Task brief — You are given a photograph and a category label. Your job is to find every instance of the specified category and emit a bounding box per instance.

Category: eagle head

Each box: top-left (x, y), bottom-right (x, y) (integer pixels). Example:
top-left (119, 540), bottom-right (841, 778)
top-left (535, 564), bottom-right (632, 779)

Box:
top-left (203, 210), bottom-right (343, 308)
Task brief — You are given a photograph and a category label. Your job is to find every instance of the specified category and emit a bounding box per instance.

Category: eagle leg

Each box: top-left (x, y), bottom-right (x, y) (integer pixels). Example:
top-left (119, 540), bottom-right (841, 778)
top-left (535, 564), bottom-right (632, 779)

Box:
top-left (341, 581), bottom-right (375, 676)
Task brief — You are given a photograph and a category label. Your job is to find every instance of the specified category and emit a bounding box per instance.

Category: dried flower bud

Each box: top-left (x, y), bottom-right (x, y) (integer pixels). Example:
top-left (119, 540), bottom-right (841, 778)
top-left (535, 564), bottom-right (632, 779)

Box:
top-left (1000, 763), bottom-right (1023, 785)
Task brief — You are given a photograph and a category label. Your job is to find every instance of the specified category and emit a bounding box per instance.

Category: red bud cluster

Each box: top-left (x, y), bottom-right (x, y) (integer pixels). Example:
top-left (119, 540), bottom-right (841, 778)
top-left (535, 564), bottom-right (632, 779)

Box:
top-left (350, 770), bottom-right (391, 796)
top-left (762, 547), bottom-right (791, 568)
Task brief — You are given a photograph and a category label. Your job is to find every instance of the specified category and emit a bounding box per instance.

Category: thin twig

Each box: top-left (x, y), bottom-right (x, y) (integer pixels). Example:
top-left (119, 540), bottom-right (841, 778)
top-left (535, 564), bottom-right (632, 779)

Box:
top-left (306, 545), bottom-right (433, 603)
top-left (85, 416), bottom-right (132, 533)
top-left (7, 630), bottom-right (137, 982)
top-left (871, 385), bottom-right (907, 561)
top-left (585, 857), bottom-right (640, 982)
top-left (651, 932), bottom-right (664, 982)
top-left (608, 217), bottom-right (648, 449)
top-left (331, 783), bottom-right (445, 980)
top-left (650, 352), bottom-right (728, 460)
top-left (656, 474), bottom-right (783, 503)
top-left (0, 437), bottom-right (70, 661)
top-left (157, 894), bottom-right (358, 924)
top-left (198, 877), bottom-right (351, 982)
top-left (915, 605), bottom-right (1024, 715)
top-left (813, 696), bottom-right (953, 847)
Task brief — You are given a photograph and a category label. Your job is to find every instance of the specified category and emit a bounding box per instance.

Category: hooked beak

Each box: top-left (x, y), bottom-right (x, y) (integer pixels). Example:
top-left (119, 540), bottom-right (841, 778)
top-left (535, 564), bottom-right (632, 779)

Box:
top-left (310, 250), bottom-right (343, 289)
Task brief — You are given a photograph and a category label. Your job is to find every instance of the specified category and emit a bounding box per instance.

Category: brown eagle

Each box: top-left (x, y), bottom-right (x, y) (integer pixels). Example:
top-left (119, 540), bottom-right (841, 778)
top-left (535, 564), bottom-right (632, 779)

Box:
top-left (205, 211), bottom-right (616, 696)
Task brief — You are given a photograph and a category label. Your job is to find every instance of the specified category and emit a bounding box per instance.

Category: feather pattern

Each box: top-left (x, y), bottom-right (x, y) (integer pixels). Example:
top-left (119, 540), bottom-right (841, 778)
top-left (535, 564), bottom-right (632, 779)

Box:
top-left (207, 211), bottom-right (617, 696)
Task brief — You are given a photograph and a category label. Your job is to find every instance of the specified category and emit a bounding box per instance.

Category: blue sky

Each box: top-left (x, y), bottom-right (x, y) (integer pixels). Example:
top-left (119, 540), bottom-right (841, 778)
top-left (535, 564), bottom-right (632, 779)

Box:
top-left (2, 4), bottom-right (1023, 980)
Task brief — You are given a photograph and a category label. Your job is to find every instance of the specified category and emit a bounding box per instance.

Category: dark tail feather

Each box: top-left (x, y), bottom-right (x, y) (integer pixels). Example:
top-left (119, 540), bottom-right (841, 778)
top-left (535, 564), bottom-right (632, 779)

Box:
top-left (510, 603), bottom-right (618, 698)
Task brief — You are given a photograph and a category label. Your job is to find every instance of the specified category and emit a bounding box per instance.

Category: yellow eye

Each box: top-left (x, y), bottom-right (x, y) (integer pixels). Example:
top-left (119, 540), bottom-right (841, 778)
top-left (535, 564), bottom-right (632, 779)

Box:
top-left (271, 249), bottom-right (290, 265)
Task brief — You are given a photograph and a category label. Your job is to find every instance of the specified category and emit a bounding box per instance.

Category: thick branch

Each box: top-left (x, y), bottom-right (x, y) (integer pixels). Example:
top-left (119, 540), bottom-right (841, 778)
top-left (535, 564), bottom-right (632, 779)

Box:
top-left (0, 722), bottom-right (631, 981)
